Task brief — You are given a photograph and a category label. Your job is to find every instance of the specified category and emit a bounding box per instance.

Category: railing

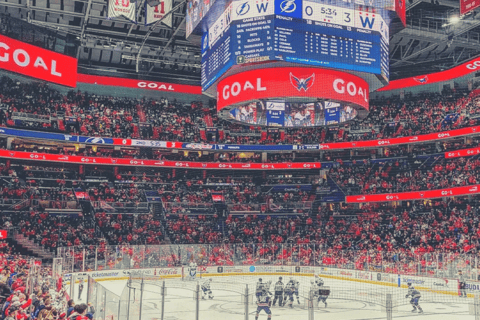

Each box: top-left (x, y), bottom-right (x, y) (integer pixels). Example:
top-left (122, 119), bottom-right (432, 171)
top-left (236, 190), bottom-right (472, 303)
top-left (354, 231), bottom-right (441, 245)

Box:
top-left (91, 201), bottom-right (150, 214)
top-left (12, 112), bottom-right (51, 123)
top-left (163, 202), bottom-right (214, 214)
top-left (57, 244), bottom-right (480, 281)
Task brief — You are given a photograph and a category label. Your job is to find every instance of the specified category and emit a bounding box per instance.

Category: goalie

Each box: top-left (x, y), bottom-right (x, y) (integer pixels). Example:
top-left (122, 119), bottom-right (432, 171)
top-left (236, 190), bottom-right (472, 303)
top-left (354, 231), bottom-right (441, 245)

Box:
top-left (188, 261), bottom-right (197, 281)
top-left (201, 278), bottom-right (214, 300)
top-left (405, 283), bottom-right (423, 313)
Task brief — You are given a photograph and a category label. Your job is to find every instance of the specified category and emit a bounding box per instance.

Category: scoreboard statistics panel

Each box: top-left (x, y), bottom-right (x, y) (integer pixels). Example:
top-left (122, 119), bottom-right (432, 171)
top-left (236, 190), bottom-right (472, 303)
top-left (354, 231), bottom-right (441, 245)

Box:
top-left (201, 3), bottom-right (234, 89)
top-left (201, 0), bottom-right (390, 91)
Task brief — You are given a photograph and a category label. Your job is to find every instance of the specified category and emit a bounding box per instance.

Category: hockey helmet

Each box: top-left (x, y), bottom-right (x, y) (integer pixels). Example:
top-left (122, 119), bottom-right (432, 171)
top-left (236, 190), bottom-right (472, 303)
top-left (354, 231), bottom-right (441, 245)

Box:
top-left (279, 277), bottom-right (282, 280)
top-left (259, 278), bottom-right (262, 282)
top-left (407, 282), bottom-right (412, 287)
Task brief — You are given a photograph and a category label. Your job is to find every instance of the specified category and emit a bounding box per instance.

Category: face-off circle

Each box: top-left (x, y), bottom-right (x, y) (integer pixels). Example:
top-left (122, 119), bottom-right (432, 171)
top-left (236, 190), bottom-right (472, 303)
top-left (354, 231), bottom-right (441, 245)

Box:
top-left (217, 67), bottom-right (369, 127)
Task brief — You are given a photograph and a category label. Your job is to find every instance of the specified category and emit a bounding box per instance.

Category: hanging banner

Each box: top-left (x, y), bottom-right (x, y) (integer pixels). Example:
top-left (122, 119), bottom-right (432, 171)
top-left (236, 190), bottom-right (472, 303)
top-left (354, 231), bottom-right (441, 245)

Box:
top-left (107, 0), bottom-right (137, 22)
top-left (145, 0), bottom-right (172, 26)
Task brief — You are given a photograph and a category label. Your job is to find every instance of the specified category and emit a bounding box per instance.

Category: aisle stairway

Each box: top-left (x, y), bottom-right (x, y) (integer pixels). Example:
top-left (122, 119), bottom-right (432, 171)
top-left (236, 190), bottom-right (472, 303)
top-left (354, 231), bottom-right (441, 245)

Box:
top-left (13, 232), bottom-right (54, 259)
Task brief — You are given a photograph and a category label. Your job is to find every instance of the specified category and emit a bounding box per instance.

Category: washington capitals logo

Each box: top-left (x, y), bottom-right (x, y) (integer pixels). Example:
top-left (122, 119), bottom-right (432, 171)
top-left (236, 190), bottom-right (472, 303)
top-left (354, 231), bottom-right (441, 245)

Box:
top-left (290, 73), bottom-right (315, 91)
top-left (413, 76), bottom-right (428, 84)
top-left (236, 2), bottom-right (250, 16)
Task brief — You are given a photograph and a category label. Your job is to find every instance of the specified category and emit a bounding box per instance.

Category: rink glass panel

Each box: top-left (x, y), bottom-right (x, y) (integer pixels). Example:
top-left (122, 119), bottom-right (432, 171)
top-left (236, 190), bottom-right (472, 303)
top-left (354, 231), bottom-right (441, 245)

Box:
top-left (59, 244), bottom-right (480, 280)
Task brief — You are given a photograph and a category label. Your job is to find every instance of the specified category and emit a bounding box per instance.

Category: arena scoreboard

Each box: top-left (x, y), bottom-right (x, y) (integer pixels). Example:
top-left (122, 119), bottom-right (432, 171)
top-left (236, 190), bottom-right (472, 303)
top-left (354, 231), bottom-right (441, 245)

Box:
top-left (200, 0), bottom-right (390, 91)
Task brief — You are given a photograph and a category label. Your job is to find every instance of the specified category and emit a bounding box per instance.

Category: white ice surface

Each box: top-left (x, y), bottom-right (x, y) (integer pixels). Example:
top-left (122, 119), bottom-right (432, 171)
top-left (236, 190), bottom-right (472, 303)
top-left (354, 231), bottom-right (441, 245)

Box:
top-left (70, 275), bottom-right (476, 320)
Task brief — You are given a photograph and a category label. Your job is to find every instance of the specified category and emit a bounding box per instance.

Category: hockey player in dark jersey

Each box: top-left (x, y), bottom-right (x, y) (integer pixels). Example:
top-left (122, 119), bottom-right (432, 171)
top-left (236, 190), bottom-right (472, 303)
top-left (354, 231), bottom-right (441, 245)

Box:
top-left (284, 281), bottom-right (295, 308)
top-left (272, 277), bottom-right (284, 307)
top-left (406, 283), bottom-right (423, 313)
top-left (287, 277), bottom-right (301, 304)
top-left (256, 278), bottom-right (264, 300)
top-left (255, 290), bottom-right (272, 320)
top-left (77, 275), bottom-right (85, 300)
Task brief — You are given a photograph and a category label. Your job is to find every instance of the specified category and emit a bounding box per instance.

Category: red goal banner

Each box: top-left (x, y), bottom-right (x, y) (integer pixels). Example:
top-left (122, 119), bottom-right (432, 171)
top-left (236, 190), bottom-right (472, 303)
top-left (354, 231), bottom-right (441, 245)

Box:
top-left (0, 230), bottom-right (7, 239)
top-left (0, 149), bottom-right (320, 170)
top-left (216, 67), bottom-right (370, 111)
top-left (77, 74), bottom-right (202, 95)
top-left (346, 184), bottom-right (480, 203)
top-left (460, 0), bottom-right (480, 15)
top-left (0, 34), bottom-right (77, 87)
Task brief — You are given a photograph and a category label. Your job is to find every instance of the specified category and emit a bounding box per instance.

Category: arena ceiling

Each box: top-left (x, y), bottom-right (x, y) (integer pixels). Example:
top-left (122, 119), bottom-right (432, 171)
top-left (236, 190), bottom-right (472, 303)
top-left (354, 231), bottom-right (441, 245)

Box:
top-left (0, 0), bottom-right (479, 86)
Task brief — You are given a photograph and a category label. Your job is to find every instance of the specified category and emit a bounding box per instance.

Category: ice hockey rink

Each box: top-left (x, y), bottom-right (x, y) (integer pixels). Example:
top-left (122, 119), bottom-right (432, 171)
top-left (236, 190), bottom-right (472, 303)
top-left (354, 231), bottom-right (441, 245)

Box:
top-left (72, 275), bottom-right (477, 320)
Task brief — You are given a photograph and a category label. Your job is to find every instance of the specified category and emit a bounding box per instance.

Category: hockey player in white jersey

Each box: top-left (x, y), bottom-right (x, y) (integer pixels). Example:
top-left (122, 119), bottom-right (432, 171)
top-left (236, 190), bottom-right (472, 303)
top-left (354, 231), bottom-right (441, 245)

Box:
top-left (288, 277), bottom-right (301, 304)
top-left (201, 278), bottom-right (214, 300)
top-left (284, 280), bottom-right (295, 308)
top-left (405, 283), bottom-right (423, 313)
top-left (311, 275), bottom-right (329, 307)
top-left (272, 277), bottom-right (284, 307)
top-left (188, 261), bottom-right (197, 281)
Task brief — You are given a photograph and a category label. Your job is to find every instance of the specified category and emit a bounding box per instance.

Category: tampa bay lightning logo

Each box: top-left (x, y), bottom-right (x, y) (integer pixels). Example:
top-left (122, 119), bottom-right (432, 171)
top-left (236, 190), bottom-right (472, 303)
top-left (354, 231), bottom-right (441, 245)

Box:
top-left (85, 137), bottom-right (106, 144)
top-left (290, 73), bottom-right (315, 92)
top-left (236, 1), bottom-right (250, 15)
top-left (280, 0), bottom-right (296, 13)
top-left (413, 76), bottom-right (428, 84)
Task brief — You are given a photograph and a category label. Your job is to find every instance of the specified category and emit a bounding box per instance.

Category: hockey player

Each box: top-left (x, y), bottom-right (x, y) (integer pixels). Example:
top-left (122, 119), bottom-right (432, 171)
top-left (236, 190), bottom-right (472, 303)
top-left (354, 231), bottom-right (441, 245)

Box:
top-left (288, 277), bottom-right (301, 304)
top-left (201, 278), bottom-right (214, 300)
top-left (264, 280), bottom-right (273, 296)
top-left (188, 261), bottom-right (197, 281)
top-left (405, 283), bottom-right (423, 313)
top-left (272, 277), bottom-right (284, 307)
top-left (284, 280), bottom-right (295, 308)
top-left (77, 275), bottom-right (84, 300)
top-left (311, 275), bottom-right (329, 307)
top-left (459, 270), bottom-right (467, 298)
top-left (255, 290), bottom-right (272, 320)
top-left (256, 278), bottom-right (266, 300)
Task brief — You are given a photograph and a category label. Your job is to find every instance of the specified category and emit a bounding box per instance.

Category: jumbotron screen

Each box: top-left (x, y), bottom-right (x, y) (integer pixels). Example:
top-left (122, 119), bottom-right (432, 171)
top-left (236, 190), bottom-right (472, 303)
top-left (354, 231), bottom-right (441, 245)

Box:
top-left (228, 100), bottom-right (357, 127)
top-left (201, 0), bottom-right (389, 90)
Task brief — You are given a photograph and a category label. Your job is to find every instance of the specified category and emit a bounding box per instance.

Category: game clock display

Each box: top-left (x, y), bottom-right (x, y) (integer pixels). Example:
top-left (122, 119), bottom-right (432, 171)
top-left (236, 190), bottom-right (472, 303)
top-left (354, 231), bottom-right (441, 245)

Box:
top-left (201, 0), bottom-right (389, 91)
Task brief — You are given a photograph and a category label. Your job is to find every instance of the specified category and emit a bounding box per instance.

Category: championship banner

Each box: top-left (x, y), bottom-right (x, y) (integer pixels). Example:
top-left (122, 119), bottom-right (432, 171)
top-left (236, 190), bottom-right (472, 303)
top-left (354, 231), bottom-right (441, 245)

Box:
top-left (346, 184), bottom-right (480, 203)
top-left (0, 34), bottom-right (77, 87)
top-left (145, 0), bottom-right (172, 26)
top-left (107, 0), bottom-right (137, 22)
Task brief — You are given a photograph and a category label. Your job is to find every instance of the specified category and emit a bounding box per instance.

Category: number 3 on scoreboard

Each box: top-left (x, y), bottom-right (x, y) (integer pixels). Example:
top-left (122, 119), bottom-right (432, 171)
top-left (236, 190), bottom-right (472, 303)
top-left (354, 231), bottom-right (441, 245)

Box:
top-left (343, 12), bottom-right (351, 23)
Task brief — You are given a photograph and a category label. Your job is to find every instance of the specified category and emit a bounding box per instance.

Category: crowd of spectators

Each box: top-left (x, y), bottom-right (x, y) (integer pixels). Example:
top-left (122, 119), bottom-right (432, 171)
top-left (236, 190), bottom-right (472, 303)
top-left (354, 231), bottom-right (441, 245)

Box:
top-left (328, 156), bottom-right (480, 195)
top-left (1, 76), bottom-right (480, 146)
